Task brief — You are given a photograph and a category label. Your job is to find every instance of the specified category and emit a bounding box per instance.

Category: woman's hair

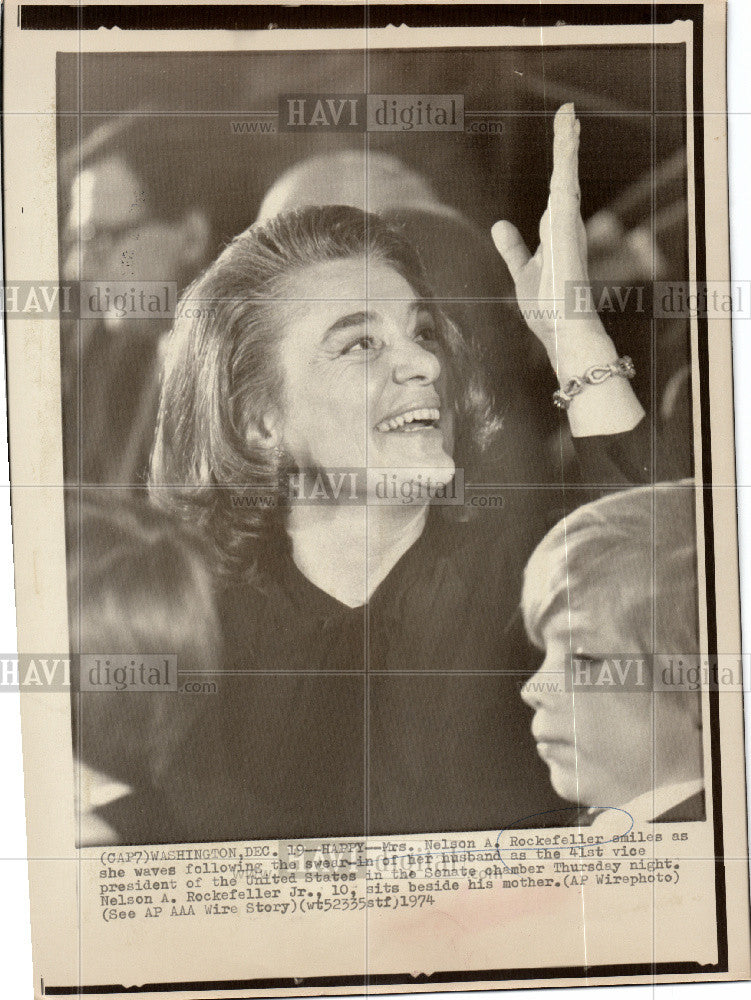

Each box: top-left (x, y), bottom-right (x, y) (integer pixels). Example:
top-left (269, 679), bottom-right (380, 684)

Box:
top-left (521, 484), bottom-right (700, 658)
top-left (69, 498), bottom-right (222, 788)
top-left (149, 204), bottom-right (501, 584)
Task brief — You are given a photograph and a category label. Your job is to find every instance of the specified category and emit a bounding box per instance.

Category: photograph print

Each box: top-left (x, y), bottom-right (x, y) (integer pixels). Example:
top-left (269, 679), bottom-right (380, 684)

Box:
top-left (59, 39), bottom-right (706, 848)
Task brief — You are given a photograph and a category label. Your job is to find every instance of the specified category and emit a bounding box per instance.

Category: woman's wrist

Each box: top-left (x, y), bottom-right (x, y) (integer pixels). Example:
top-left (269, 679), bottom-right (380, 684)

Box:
top-left (542, 319), bottom-right (645, 437)
top-left (543, 319), bottom-right (618, 385)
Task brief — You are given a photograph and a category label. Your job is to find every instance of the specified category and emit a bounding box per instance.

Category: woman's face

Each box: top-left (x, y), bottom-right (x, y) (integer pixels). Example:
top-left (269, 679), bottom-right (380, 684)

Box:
top-left (271, 256), bottom-right (456, 496)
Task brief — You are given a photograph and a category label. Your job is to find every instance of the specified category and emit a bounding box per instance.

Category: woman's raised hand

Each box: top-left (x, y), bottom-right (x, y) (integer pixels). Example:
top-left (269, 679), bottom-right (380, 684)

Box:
top-left (491, 103), bottom-right (644, 436)
top-left (492, 103), bottom-right (588, 358)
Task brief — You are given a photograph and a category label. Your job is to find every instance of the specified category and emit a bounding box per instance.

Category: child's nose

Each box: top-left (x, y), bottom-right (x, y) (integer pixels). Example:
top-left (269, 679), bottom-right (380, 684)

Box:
top-left (520, 655), bottom-right (563, 709)
top-left (520, 669), bottom-right (544, 709)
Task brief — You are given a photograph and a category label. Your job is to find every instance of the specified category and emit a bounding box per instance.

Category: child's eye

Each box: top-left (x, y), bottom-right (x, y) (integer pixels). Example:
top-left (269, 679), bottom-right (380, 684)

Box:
top-left (570, 653), bottom-right (603, 670)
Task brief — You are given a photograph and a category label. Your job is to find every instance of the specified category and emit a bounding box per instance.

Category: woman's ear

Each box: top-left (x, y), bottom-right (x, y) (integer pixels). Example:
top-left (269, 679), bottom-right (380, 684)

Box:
top-left (259, 411), bottom-right (281, 446)
top-left (244, 411), bottom-right (282, 457)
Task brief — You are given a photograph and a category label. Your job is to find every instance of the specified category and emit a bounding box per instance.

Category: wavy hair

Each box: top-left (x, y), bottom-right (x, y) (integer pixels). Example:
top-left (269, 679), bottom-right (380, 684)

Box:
top-left (149, 205), bottom-right (501, 584)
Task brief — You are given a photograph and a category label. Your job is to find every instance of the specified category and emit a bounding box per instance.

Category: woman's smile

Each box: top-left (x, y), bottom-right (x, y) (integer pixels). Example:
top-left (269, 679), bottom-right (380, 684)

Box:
top-left (374, 398), bottom-right (442, 434)
top-left (274, 256), bottom-right (455, 487)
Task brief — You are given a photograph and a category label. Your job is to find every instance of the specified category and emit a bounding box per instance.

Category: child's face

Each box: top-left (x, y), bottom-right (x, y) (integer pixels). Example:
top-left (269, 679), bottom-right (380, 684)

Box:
top-left (520, 601), bottom-right (662, 808)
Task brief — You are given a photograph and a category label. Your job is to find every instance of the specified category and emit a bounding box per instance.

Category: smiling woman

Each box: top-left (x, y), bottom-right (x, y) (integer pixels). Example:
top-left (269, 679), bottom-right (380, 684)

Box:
top-left (150, 204), bottom-right (499, 600)
top-left (141, 104), bottom-right (656, 842)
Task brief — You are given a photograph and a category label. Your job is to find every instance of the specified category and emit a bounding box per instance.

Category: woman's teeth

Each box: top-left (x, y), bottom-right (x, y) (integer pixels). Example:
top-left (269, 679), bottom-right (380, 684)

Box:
top-left (375, 408), bottom-right (440, 433)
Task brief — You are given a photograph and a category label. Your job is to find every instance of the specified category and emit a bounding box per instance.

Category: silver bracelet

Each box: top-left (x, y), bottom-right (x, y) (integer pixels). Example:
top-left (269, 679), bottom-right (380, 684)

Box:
top-left (553, 356), bottom-right (636, 410)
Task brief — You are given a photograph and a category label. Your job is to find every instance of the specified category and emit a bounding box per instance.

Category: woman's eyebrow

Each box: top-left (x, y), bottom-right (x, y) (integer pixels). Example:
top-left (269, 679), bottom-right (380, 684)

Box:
top-left (324, 310), bottom-right (374, 338)
top-left (323, 301), bottom-right (427, 339)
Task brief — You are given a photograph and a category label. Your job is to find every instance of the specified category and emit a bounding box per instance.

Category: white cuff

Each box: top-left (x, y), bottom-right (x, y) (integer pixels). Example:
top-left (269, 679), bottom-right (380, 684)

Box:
top-left (567, 378), bottom-right (646, 438)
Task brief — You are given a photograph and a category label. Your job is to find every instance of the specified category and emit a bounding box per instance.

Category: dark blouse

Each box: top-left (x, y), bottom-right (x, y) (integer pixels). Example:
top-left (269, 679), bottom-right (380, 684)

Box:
top-left (97, 423), bottom-right (653, 844)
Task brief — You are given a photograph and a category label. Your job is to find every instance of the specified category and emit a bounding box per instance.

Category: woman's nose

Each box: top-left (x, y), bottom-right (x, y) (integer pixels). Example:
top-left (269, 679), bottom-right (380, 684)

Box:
top-left (391, 340), bottom-right (442, 385)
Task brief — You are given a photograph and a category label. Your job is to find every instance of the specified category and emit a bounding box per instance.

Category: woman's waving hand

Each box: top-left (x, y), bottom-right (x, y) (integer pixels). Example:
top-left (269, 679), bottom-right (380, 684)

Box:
top-left (492, 103), bottom-right (645, 437)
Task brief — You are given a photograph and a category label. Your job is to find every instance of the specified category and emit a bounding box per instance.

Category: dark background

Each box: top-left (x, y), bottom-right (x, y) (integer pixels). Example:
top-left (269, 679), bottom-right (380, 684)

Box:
top-left (57, 45), bottom-right (687, 252)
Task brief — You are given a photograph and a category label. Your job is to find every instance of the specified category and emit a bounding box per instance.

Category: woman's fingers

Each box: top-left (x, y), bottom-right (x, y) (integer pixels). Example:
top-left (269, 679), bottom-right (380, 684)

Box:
top-left (491, 220), bottom-right (532, 286)
top-left (550, 102), bottom-right (581, 208)
top-left (490, 103), bottom-right (589, 346)
top-left (539, 104), bottom-right (582, 252)
top-left (544, 103), bottom-right (589, 281)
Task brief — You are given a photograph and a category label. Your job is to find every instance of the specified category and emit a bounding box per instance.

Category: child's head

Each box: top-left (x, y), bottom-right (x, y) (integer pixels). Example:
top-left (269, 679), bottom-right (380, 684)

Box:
top-left (520, 485), bottom-right (702, 808)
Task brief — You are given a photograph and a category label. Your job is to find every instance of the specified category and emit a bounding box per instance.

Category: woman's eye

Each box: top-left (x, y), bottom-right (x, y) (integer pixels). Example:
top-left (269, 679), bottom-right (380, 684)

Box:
top-left (342, 335), bottom-right (377, 354)
top-left (415, 324), bottom-right (437, 343)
